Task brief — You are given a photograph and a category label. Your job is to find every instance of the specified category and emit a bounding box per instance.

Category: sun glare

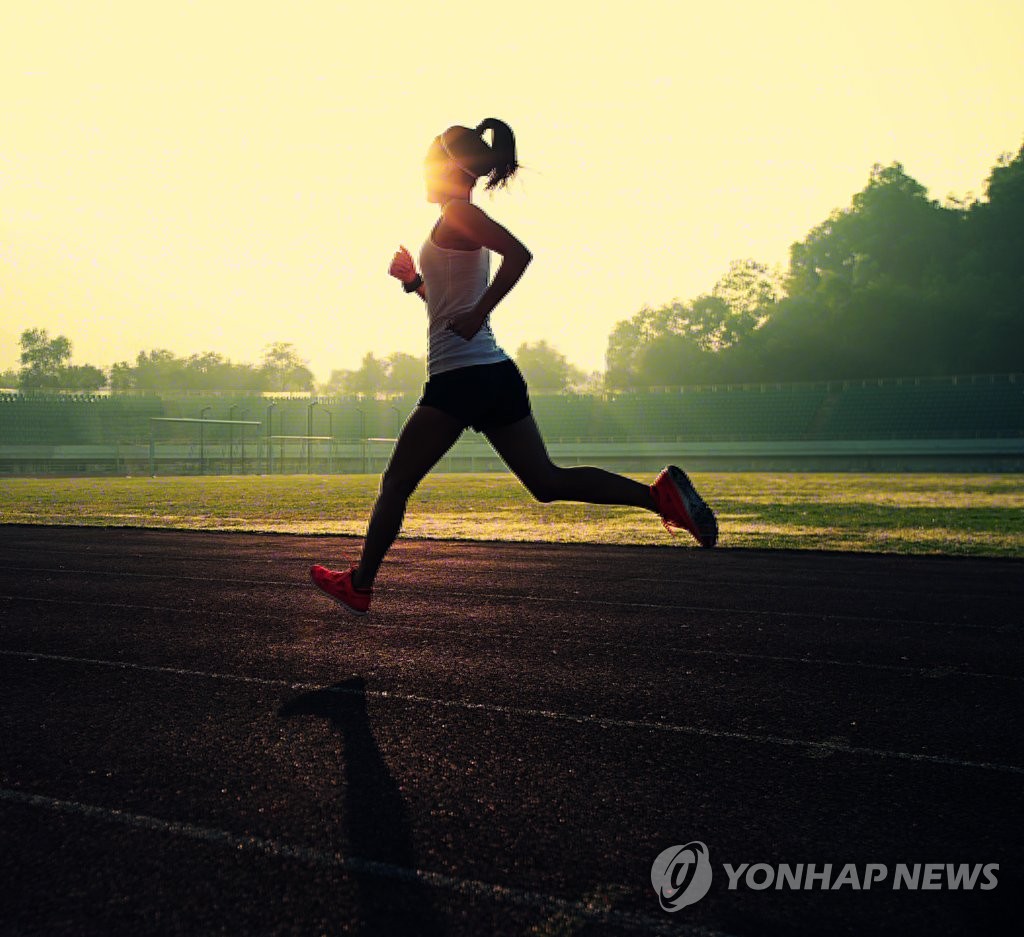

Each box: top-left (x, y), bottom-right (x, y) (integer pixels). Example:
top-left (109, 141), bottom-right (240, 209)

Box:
top-left (1, 0), bottom-right (1022, 382)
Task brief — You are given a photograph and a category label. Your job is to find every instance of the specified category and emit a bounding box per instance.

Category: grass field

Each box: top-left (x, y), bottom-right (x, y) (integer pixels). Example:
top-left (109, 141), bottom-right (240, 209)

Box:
top-left (1, 472), bottom-right (1021, 557)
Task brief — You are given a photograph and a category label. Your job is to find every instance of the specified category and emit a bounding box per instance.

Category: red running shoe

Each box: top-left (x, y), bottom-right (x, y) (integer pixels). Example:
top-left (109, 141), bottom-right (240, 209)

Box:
top-left (651, 465), bottom-right (718, 548)
top-left (309, 564), bottom-right (372, 615)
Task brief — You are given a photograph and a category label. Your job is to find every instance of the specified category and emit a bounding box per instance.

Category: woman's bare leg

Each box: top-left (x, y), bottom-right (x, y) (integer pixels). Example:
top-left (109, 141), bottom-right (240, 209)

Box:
top-left (352, 406), bottom-right (464, 589)
top-left (484, 414), bottom-right (657, 509)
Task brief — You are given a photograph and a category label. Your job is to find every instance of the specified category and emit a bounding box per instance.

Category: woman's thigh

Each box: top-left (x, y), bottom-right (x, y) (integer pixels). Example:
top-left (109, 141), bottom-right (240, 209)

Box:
top-left (382, 405), bottom-right (465, 491)
top-left (482, 414), bottom-right (558, 491)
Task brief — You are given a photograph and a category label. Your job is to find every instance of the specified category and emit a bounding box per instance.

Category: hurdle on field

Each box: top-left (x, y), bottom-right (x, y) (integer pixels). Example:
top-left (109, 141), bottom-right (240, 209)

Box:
top-left (266, 435), bottom-right (335, 474)
top-left (150, 417), bottom-right (262, 477)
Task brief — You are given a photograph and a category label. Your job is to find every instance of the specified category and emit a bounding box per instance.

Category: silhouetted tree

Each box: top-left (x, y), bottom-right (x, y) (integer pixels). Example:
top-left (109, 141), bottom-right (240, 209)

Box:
top-left (712, 259), bottom-right (782, 326)
top-left (259, 342), bottom-right (315, 392)
top-left (638, 333), bottom-right (717, 386)
top-left (350, 352), bottom-right (387, 395)
top-left (122, 349), bottom-right (181, 391)
top-left (604, 139), bottom-right (1024, 384)
top-left (111, 346), bottom-right (303, 392)
top-left (605, 317), bottom-right (643, 389)
top-left (17, 329), bottom-right (107, 391)
top-left (382, 352), bottom-right (426, 394)
top-left (18, 328), bottom-right (72, 390)
top-left (321, 368), bottom-right (353, 396)
top-left (604, 290), bottom-right (768, 387)
top-left (514, 340), bottom-right (584, 391)
top-left (58, 364), bottom-right (107, 392)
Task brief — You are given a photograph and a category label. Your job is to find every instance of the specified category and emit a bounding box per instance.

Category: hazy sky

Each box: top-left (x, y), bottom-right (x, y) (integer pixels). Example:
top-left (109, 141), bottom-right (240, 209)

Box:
top-left (2, 0), bottom-right (1022, 382)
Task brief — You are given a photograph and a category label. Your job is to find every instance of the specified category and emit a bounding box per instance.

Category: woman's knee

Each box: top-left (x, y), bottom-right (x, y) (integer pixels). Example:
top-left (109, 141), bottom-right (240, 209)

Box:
top-left (523, 465), bottom-right (565, 503)
top-left (380, 468), bottom-right (420, 501)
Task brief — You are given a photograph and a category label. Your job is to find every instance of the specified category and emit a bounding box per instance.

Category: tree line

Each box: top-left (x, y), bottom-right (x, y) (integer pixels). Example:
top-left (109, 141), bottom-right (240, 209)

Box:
top-left (2, 335), bottom-right (317, 394)
top-left (2, 329), bottom-right (586, 396)
top-left (607, 140), bottom-right (1024, 386)
top-left (4, 138), bottom-right (1020, 394)
top-left (320, 342), bottom-right (588, 395)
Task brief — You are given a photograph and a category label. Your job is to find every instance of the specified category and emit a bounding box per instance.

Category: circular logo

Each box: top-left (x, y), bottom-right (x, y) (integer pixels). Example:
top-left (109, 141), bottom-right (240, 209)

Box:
top-left (651, 842), bottom-right (713, 912)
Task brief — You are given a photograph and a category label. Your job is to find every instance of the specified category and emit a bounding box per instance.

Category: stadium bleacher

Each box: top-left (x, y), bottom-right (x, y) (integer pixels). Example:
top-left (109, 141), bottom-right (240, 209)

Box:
top-left (0, 394), bottom-right (165, 446)
top-left (821, 375), bottom-right (1022, 440)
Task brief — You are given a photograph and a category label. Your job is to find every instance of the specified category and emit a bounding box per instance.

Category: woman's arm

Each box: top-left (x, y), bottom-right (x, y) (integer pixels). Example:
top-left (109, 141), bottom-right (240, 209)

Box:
top-left (442, 200), bottom-right (532, 340)
top-left (388, 245), bottom-right (426, 301)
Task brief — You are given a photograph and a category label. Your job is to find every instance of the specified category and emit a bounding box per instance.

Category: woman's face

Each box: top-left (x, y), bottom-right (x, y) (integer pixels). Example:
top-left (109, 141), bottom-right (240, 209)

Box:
top-left (423, 155), bottom-right (449, 203)
top-left (423, 137), bottom-right (473, 203)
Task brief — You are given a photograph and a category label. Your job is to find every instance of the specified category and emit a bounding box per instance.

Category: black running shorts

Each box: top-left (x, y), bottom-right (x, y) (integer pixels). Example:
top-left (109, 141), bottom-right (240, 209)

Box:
top-left (418, 359), bottom-right (532, 433)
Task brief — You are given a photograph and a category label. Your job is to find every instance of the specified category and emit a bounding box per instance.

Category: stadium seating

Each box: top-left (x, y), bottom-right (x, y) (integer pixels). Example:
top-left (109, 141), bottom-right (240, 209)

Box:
top-left (819, 375), bottom-right (1022, 439)
top-left (0, 394), bottom-right (164, 445)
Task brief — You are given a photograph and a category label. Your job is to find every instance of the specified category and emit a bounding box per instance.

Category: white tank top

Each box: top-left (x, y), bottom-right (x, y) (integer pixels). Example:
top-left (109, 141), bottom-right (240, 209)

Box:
top-left (419, 213), bottom-right (508, 376)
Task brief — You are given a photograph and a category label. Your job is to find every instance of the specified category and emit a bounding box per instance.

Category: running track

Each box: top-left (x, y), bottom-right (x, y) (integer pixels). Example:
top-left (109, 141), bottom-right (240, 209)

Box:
top-left (0, 524), bottom-right (1021, 936)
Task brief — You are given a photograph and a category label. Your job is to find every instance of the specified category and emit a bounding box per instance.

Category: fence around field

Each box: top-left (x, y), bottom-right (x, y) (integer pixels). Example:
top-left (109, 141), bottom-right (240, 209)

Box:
top-left (1, 373), bottom-right (1021, 475)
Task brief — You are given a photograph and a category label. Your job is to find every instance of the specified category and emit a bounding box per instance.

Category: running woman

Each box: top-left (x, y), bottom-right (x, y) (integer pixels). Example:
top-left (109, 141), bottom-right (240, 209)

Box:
top-left (311, 119), bottom-right (717, 614)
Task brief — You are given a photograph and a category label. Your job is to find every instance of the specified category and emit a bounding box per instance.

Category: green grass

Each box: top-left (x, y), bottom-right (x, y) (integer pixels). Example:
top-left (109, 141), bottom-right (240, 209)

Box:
top-left (2, 472), bottom-right (1022, 558)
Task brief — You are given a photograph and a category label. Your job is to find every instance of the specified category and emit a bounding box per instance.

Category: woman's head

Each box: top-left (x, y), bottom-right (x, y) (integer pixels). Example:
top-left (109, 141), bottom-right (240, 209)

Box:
top-left (424, 118), bottom-right (519, 201)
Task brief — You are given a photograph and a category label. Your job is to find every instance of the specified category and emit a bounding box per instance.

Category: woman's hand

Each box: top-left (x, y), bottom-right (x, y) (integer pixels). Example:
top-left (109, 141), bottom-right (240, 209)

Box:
top-left (445, 309), bottom-right (486, 341)
top-left (388, 245), bottom-right (417, 284)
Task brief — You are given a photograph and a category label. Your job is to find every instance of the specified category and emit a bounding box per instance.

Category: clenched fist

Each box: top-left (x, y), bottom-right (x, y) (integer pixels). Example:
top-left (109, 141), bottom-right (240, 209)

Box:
top-left (388, 245), bottom-right (418, 284)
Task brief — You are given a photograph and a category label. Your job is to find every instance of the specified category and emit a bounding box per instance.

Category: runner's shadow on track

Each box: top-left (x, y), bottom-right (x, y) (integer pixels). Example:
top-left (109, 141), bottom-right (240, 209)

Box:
top-left (279, 676), bottom-right (445, 937)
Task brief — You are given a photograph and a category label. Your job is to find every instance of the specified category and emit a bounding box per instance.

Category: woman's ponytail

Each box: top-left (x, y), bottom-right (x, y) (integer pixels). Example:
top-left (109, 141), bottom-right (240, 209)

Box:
top-left (474, 118), bottom-right (519, 190)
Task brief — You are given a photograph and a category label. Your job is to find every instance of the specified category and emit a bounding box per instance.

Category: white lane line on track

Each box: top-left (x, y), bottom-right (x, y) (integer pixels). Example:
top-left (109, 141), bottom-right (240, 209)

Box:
top-left (0, 565), bottom-right (1014, 632)
top-left (1, 594), bottom-right (1020, 682)
top-left (2, 592), bottom-right (1020, 683)
top-left (0, 788), bottom-right (726, 937)
top-left (4, 649), bottom-right (1022, 776)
